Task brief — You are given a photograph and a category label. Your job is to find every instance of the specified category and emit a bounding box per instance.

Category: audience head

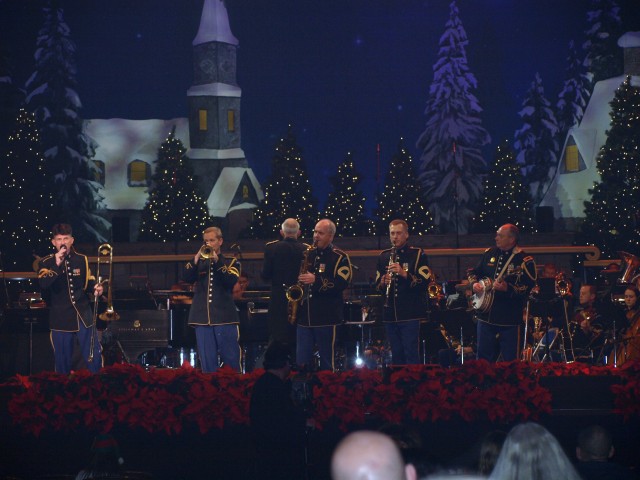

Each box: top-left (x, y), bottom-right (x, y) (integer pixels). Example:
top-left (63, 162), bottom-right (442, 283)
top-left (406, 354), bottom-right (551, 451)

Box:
top-left (89, 433), bottom-right (123, 471)
top-left (478, 430), bottom-right (507, 476)
top-left (262, 341), bottom-right (292, 378)
top-left (488, 422), bottom-right (581, 480)
top-left (576, 425), bottom-right (614, 462)
top-left (331, 430), bottom-right (417, 480)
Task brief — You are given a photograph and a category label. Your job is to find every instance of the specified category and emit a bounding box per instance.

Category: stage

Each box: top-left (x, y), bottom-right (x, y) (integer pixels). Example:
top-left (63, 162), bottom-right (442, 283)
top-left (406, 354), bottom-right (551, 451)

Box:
top-left (1, 361), bottom-right (639, 479)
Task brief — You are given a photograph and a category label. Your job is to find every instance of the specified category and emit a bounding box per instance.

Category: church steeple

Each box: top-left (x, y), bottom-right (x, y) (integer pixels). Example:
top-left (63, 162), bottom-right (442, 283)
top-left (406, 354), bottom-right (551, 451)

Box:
top-left (186, 0), bottom-right (263, 239)
top-left (187, 0), bottom-right (246, 182)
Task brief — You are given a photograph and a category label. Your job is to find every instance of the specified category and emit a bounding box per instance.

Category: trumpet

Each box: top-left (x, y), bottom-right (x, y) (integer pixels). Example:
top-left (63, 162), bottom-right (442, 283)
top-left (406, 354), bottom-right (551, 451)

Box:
top-left (198, 243), bottom-right (216, 259)
top-left (384, 244), bottom-right (397, 308)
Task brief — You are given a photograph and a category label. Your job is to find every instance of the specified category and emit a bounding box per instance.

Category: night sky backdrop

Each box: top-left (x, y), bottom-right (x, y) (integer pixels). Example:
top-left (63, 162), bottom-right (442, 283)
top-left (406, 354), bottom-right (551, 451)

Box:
top-left (1, 0), bottom-right (639, 216)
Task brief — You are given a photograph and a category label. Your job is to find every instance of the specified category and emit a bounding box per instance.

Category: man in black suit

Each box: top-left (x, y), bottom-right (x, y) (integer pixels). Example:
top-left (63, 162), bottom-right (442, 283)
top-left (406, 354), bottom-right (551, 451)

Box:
top-left (261, 218), bottom-right (307, 346)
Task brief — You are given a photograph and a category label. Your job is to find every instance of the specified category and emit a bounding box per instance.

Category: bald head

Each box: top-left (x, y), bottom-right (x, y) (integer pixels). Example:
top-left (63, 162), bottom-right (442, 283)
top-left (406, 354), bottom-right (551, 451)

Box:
top-left (331, 431), bottom-right (415, 480)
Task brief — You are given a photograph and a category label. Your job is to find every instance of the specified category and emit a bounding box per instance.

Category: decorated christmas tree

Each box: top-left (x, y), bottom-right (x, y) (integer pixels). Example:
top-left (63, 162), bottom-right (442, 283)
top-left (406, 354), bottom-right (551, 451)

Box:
top-left (0, 109), bottom-right (53, 270)
top-left (473, 140), bottom-right (535, 234)
top-left (514, 73), bottom-right (559, 206)
top-left (324, 152), bottom-right (372, 236)
top-left (375, 139), bottom-right (435, 235)
top-left (578, 76), bottom-right (640, 257)
top-left (416, 0), bottom-right (491, 235)
top-left (246, 125), bottom-right (318, 239)
top-left (138, 128), bottom-right (212, 242)
top-left (25, 4), bottom-right (108, 242)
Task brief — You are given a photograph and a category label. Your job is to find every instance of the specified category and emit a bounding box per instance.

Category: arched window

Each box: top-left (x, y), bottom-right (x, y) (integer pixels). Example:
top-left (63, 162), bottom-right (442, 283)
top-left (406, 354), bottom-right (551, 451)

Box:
top-left (128, 160), bottom-right (151, 187)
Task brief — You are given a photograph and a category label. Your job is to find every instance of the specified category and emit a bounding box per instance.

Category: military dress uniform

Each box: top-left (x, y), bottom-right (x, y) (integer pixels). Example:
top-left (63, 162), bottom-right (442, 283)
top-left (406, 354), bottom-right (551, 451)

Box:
top-left (469, 247), bottom-right (536, 362)
top-left (261, 237), bottom-right (307, 344)
top-left (38, 249), bottom-right (102, 374)
top-left (376, 244), bottom-right (432, 364)
top-left (297, 244), bottom-right (352, 371)
top-left (183, 253), bottom-right (241, 373)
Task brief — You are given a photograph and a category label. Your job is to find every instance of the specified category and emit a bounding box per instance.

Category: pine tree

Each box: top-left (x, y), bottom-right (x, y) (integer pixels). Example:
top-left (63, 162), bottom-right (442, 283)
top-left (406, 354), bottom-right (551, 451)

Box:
top-left (324, 152), bottom-right (371, 236)
top-left (138, 128), bottom-right (211, 242)
top-left (578, 76), bottom-right (640, 257)
top-left (25, 4), bottom-right (108, 242)
top-left (0, 109), bottom-right (53, 271)
top-left (247, 125), bottom-right (318, 239)
top-left (473, 140), bottom-right (535, 234)
top-left (416, 0), bottom-right (491, 235)
top-left (583, 0), bottom-right (623, 86)
top-left (514, 73), bottom-right (559, 206)
top-left (376, 139), bottom-right (435, 235)
top-left (556, 41), bottom-right (591, 148)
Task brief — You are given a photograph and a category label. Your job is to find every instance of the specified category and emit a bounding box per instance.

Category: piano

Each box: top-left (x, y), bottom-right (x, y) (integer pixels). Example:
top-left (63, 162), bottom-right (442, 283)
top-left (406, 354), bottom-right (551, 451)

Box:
top-left (105, 310), bottom-right (170, 363)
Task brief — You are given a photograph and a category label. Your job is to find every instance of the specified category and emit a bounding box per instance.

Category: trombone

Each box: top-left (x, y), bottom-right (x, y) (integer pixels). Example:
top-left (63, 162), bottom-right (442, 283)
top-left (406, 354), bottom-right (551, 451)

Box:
top-left (89, 244), bottom-right (119, 362)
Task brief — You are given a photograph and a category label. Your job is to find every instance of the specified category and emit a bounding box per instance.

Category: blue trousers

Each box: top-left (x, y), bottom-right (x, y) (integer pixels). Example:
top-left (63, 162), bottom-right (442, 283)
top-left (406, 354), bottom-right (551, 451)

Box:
top-left (384, 320), bottom-right (421, 365)
top-left (296, 325), bottom-right (336, 371)
top-left (476, 321), bottom-right (520, 362)
top-left (51, 322), bottom-right (102, 374)
top-left (194, 324), bottom-right (241, 373)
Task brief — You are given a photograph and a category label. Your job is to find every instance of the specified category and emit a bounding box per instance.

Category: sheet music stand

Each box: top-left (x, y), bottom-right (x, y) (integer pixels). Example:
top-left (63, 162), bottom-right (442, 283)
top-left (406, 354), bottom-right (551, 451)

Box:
top-left (1, 304), bottom-right (49, 376)
top-left (431, 308), bottom-right (476, 364)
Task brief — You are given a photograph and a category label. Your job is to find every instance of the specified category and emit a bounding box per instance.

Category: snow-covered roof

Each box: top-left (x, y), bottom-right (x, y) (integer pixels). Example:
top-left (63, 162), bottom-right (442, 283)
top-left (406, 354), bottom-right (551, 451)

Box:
top-left (85, 118), bottom-right (190, 210)
top-left (193, 0), bottom-right (238, 47)
top-left (187, 82), bottom-right (241, 98)
top-left (618, 31), bottom-right (640, 48)
top-left (207, 167), bottom-right (263, 217)
top-left (541, 74), bottom-right (640, 219)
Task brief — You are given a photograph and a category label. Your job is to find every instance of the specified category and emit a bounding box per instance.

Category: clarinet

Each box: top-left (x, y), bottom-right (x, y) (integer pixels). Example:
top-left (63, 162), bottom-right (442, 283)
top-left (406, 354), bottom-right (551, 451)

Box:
top-left (384, 244), bottom-right (397, 308)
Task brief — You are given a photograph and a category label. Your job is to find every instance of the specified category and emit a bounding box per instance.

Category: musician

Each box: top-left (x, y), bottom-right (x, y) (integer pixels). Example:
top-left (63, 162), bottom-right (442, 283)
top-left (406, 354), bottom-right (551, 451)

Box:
top-left (183, 226), bottom-right (241, 373)
top-left (571, 284), bottom-right (604, 361)
top-left (297, 219), bottom-right (352, 371)
top-left (38, 223), bottom-right (104, 374)
top-left (232, 271), bottom-right (250, 300)
top-left (261, 218), bottom-right (307, 346)
top-left (376, 219), bottom-right (432, 365)
top-left (618, 286), bottom-right (640, 364)
top-left (470, 224), bottom-right (536, 362)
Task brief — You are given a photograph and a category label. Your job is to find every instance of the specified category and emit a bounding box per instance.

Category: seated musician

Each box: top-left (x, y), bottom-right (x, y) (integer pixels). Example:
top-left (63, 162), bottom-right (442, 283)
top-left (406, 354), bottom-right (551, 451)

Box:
top-left (232, 271), bottom-right (250, 300)
top-left (571, 285), bottom-right (606, 362)
top-left (528, 263), bottom-right (572, 342)
top-left (614, 286), bottom-right (640, 365)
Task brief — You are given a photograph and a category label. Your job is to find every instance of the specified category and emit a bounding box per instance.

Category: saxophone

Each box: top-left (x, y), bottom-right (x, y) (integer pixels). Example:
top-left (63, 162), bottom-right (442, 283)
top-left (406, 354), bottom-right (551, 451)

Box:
top-left (285, 243), bottom-right (315, 325)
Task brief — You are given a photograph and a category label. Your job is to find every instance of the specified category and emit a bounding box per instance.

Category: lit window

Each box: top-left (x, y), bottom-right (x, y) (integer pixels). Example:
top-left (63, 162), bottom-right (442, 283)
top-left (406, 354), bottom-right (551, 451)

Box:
top-left (199, 109), bottom-right (207, 131)
top-left (93, 160), bottom-right (105, 186)
top-left (564, 145), bottom-right (579, 172)
top-left (227, 110), bottom-right (235, 132)
top-left (128, 160), bottom-right (151, 187)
